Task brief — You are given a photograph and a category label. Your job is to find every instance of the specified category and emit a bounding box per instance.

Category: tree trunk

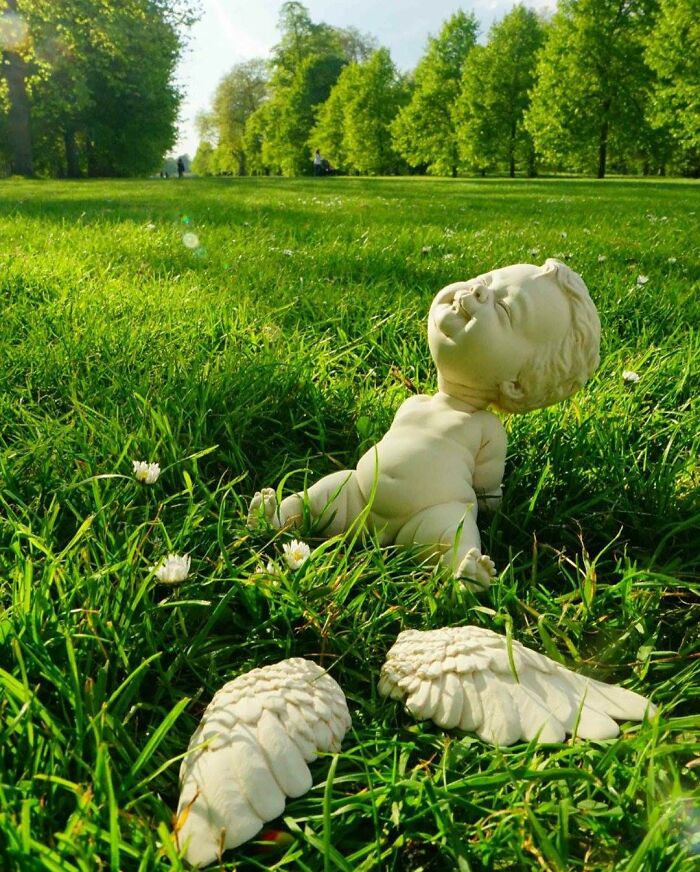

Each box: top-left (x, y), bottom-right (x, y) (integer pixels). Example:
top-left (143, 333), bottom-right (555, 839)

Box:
top-left (597, 117), bottom-right (609, 179)
top-left (526, 148), bottom-right (537, 177)
top-left (4, 49), bottom-right (33, 176)
top-left (64, 128), bottom-right (81, 178)
top-left (509, 121), bottom-right (517, 178)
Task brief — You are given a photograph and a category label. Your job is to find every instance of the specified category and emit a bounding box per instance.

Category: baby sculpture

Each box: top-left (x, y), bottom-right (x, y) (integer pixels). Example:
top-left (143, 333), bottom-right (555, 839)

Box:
top-left (173, 262), bottom-right (655, 867)
top-left (249, 259), bottom-right (601, 588)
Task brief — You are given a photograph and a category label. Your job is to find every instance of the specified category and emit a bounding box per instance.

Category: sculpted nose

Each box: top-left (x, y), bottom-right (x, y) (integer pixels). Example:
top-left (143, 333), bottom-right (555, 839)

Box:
top-left (454, 284), bottom-right (489, 314)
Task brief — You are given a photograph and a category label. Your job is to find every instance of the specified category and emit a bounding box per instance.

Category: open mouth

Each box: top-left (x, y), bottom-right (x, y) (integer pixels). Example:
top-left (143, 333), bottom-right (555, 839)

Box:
top-left (452, 298), bottom-right (473, 321)
top-left (436, 305), bottom-right (472, 340)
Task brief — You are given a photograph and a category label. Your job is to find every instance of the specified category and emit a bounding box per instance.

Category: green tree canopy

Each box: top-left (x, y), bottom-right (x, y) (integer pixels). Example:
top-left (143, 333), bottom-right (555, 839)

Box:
top-left (311, 47), bottom-right (409, 175)
top-left (241, 1), bottom-right (375, 176)
top-left (196, 59), bottom-right (267, 176)
top-left (191, 139), bottom-right (215, 176)
top-left (645, 0), bottom-right (700, 165)
top-left (391, 11), bottom-right (478, 176)
top-left (525, 0), bottom-right (658, 177)
top-left (455, 6), bottom-right (545, 177)
top-left (0, 0), bottom-right (193, 177)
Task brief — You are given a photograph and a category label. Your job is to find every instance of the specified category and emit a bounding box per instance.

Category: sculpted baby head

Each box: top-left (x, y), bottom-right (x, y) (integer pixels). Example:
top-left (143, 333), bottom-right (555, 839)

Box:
top-left (428, 259), bottom-right (601, 412)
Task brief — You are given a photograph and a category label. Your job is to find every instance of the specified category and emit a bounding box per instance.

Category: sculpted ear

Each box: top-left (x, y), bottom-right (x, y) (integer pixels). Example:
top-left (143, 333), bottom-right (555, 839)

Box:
top-left (500, 379), bottom-right (525, 404)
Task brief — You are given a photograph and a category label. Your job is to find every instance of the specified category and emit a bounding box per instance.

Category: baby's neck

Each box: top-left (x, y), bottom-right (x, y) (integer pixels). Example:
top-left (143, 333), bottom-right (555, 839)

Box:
top-left (434, 375), bottom-right (496, 412)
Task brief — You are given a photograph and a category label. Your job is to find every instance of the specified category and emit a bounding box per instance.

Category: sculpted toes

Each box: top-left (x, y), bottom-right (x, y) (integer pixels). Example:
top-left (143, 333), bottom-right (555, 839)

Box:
top-left (456, 547), bottom-right (496, 593)
top-left (247, 488), bottom-right (279, 530)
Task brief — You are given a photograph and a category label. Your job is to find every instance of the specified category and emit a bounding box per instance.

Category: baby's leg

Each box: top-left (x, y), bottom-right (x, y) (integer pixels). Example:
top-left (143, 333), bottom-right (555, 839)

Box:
top-left (394, 502), bottom-right (496, 591)
top-left (248, 470), bottom-right (367, 537)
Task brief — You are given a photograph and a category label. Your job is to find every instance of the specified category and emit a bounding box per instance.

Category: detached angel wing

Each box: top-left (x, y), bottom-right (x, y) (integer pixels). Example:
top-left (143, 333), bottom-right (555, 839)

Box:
top-left (175, 658), bottom-right (351, 868)
top-left (379, 626), bottom-right (656, 746)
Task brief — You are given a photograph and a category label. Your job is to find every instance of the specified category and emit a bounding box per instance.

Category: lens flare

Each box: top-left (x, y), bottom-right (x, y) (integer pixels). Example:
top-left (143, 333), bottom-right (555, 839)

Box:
top-left (0, 12), bottom-right (28, 50)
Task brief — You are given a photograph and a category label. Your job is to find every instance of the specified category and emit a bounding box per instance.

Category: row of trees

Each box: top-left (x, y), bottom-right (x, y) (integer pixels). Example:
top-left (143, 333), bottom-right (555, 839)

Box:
top-left (194, 0), bottom-right (699, 179)
top-left (0, 0), bottom-right (194, 177)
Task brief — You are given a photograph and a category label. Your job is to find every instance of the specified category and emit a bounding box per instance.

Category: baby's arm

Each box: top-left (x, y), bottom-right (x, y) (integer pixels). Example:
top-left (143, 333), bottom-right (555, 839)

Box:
top-left (248, 469), bottom-right (367, 536)
top-left (472, 413), bottom-right (507, 511)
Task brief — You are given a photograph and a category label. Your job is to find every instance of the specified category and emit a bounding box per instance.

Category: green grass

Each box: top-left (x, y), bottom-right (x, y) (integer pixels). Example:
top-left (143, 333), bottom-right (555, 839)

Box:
top-left (0, 176), bottom-right (698, 871)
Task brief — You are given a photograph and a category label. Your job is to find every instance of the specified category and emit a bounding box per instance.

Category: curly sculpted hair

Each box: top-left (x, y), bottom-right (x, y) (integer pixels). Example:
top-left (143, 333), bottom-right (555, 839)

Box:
top-left (496, 258), bottom-right (601, 413)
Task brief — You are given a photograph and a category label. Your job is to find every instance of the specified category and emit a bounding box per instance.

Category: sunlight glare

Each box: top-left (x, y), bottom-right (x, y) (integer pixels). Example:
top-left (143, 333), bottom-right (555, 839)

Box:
top-left (0, 12), bottom-right (28, 50)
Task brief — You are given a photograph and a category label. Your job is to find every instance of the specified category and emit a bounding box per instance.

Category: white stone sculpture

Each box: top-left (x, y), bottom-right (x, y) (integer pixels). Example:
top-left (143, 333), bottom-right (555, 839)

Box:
top-left (378, 626), bottom-right (656, 744)
top-left (248, 259), bottom-right (601, 589)
top-left (175, 658), bottom-right (351, 868)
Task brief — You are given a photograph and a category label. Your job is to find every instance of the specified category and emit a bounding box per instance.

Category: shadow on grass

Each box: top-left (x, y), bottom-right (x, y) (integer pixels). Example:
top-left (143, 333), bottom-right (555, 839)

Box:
top-left (0, 176), bottom-right (697, 230)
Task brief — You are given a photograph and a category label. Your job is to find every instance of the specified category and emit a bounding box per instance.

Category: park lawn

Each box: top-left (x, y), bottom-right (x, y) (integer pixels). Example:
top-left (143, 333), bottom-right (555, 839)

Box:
top-left (0, 175), bottom-right (698, 871)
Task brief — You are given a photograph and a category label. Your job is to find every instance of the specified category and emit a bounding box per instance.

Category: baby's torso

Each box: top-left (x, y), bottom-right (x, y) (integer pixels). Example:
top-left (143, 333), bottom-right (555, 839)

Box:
top-left (355, 395), bottom-right (492, 536)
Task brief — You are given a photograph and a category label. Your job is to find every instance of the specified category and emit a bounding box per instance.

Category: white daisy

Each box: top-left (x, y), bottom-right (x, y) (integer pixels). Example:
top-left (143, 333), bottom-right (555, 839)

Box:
top-left (133, 460), bottom-right (160, 484)
top-left (282, 539), bottom-right (311, 570)
top-left (622, 370), bottom-right (640, 384)
top-left (155, 553), bottom-right (191, 585)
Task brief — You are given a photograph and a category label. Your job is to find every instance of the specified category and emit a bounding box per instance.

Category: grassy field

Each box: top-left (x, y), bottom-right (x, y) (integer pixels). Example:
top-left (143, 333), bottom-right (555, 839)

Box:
top-left (0, 176), bottom-right (698, 871)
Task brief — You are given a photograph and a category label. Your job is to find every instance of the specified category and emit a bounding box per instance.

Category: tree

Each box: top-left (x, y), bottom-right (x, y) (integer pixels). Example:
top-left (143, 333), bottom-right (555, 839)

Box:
top-left (525, 0), bottom-right (658, 178)
top-left (242, 100), bottom-right (274, 175)
top-left (1, 0), bottom-right (33, 173)
top-left (239, 1), bottom-right (376, 176)
top-left (335, 25), bottom-right (377, 63)
top-left (312, 48), bottom-right (409, 175)
top-left (191, 140), bottom-right (214, 175)
top-left (263, 51), bottom-right (346, 175)
top-left (81, 1), bottom-right (185, 177)
top-left (645, 0), bottom-right (700, 165)
top-left (391, 11), bottom-right (478, 176)
top-left (0, 0), bottom-right (194, 177)
top-left (455, 6), bottom-right (545, 177)
top-left (200, 59), bottom-right (267, 175)
top-left (309, 72), bottom-right (348, 169)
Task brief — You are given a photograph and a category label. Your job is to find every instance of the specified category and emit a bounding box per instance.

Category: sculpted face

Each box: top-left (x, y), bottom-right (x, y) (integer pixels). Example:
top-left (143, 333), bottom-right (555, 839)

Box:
top-left (428, 263), bottom-right (573, 405)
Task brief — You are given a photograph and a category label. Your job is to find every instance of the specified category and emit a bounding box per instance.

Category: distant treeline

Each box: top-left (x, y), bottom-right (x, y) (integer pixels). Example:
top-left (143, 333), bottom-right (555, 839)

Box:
top-left (193, 0), bottom-right (699, 179)
top-left (0, 0), bottom-right (194, 178)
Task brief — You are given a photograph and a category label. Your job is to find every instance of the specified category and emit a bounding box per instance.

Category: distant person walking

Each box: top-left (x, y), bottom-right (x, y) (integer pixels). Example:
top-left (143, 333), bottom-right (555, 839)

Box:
top-left (313, 149), bottom-right (323, 176)
top-left (177, 157), bottom-right (185, 179)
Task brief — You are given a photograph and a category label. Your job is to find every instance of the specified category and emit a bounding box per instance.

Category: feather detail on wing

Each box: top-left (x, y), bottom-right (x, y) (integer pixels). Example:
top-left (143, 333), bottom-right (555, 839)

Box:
top-left (175, 658), bottom-right (351, 868)
top-left (379, 626), bottom-right (656, 746)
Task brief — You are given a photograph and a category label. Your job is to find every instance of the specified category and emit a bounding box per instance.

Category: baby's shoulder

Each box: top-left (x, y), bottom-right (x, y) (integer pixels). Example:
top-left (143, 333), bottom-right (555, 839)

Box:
top-left (395, 393), bottom-right (431, 414)
top-left (468, 408), bottom-right (507, 438)
top-left (470, 408), bottom-right (503, 424)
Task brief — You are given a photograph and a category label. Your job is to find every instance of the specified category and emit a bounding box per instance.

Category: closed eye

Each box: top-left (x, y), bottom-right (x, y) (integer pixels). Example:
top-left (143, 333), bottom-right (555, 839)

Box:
top-left (497, 300), bottom-right (512, 322)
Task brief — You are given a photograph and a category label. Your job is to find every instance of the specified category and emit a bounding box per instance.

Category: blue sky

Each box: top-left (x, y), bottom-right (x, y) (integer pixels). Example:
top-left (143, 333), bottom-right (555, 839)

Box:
top-left (173, 0), bottom-right (554, 158)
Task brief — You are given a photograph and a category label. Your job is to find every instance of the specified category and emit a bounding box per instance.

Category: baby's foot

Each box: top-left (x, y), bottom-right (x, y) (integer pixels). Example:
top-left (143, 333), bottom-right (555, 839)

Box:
top-left (247, 488), bottom-right (280, 530)
top-left (456, 548), bottom-right (496, 593)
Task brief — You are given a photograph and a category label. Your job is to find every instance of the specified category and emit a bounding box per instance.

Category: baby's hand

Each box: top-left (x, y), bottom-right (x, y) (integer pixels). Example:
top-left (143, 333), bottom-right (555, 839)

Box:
top-left (247, 487), bottom-right (280, 530)
top-left (456, 548), bottom-right (496, 593)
